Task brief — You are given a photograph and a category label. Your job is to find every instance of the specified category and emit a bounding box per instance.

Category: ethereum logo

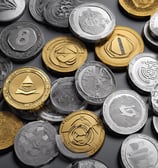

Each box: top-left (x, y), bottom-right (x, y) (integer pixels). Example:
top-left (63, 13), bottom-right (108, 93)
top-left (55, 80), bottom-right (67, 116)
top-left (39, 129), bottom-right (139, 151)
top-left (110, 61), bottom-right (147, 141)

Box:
top-left (0, 0), bottom-right (16, 11)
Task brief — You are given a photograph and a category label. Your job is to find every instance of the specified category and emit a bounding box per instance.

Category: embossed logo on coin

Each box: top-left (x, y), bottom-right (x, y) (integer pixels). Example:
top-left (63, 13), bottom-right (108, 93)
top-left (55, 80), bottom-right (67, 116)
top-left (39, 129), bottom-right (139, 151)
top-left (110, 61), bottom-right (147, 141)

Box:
top-left (132, 0), bottom-right (154, 8)
top-left (0, 0), bottom-right (16, 11)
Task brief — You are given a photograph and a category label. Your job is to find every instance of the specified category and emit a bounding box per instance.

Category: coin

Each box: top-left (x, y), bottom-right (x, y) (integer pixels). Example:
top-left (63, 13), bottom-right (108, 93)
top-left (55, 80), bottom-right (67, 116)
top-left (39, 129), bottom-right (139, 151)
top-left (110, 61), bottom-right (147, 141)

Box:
top-left (128, 53), bottom-right (158, 93)
top-left (0, 21), bottom-right (45, 62)
top-left (95, 26), bottom-right (144, 68)
top-left (3, 67), bottom-right (51, 111)
top-left (103, 90), bottom-right (148, 135)
top-left (149, 12), bottom-right (158, 40)
top-left (0, 0), bottom-right (25, 22)
top-left (42, 36), bottom-right (88, 73)
top-left (59, 110), bottom-right (105, 156)
top-left (14, 121), bottom-right (58, 167)
top-left (151, 83), bottom-right (158, 115)
top-left (75, 61), bottom-right (116, 105)
top-left (121, 134), bottom-right (158, 168)
top-left (153, 116), bottom-right (158, 134)
top-left (69, 2), bottom-right (116, 42)
top-left (0, 111), bottom-right (23, 150)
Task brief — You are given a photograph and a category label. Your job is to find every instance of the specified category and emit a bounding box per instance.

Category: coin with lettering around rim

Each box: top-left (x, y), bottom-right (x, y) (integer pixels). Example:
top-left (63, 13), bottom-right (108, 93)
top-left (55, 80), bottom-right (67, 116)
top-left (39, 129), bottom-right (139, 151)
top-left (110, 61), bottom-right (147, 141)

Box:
top-left (95, 26), bottom-right (144, 68)
top-left (75, 61), bottom-right (116, 105)
top-left (121, 134), bottom-right (158, 168)
top-left (14, 121), bottom-right (58, 167)
top-left (69, 2), bottom-right (116, 42)
top-left (102, 90), bottom-right (148, 135)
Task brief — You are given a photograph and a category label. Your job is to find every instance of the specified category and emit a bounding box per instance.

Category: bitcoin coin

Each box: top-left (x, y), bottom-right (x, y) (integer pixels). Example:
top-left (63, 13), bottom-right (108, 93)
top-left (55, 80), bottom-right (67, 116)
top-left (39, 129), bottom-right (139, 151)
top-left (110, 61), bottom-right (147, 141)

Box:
top-left (103, 90), bottom-right (148, 135)
top-left (95, 26), bottom-right (144, 68)
top-left (14, 121), bottom-right (58, 167)
top-left (59, 110), bottom-right (105, 156)
top-left (3, 67), bottom-right (51, 111)
top-left (151, 83), bottom-right (158, 115)
top-left (0, 111), bottom-right (23, 150)
top-left (75, 61), bottom-right (116, 105)
top-left (69, 2), bottom-right (116, 42)
top-left (42, 36), bottom-right (88, 73)
top-left (0, 21), bottom-right (45, 62)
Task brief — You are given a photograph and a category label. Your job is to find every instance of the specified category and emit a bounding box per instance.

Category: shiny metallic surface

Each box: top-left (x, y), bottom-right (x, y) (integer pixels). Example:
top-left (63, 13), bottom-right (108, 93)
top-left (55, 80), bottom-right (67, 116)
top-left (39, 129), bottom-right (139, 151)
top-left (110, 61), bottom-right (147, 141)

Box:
top-left (151, 83), bottom-right (158, 115)
top-left (153, 116), bottom-right (158, 134)
top-left (149, 12), bottom-right (158, 39)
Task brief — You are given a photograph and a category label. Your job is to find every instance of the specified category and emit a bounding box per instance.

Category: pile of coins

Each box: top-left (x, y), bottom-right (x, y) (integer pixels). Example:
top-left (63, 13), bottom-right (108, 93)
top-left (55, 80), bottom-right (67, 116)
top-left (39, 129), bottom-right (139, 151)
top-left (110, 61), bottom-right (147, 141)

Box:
top-left (1, 0), bottom-right (158, 168)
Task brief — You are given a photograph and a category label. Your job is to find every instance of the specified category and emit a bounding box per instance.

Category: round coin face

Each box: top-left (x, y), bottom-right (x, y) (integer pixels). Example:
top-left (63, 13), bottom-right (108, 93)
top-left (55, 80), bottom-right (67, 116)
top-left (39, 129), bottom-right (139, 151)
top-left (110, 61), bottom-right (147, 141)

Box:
top-left (128, 53), bottom-right (158, 93)
top-left (95, 26), bottom-right (144, 68)
top-left (103, 90), bottom-right (147, 135)
top-left (3, 67), bottom-right (51, 111)
top-left (151, 83), bottom-right (158, 115)
top-left (42, 36), bottom-right (88, 73)
top-left (0, 21), bottom-right (45, 62)
top-left (0, 0), bottom-right (25, 22)
top-left (59, 110), bottom-right (105, 156)
top-left (75, 61), bottom-right (116, 105)
top-left (121, 134), bottom-right (158, 168)
top-left (14, 121), bottom-right (58, 167)
top-left (149, 12), bottom-right (158, 39)
top-left (69, 2), bottom-right (116, 42)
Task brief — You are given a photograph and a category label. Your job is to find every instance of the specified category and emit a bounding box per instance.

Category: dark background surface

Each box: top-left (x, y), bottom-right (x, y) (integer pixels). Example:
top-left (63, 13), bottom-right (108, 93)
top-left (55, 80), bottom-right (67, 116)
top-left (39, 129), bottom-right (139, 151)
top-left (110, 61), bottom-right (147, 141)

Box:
top-left (0, 0), bottom-right (157, 168)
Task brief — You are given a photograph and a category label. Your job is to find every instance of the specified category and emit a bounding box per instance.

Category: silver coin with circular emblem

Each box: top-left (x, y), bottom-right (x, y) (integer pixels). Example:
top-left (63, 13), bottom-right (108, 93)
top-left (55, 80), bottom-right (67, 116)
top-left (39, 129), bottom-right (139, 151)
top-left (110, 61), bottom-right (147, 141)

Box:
top-left (151, 82), bottom-right (158, 115)
top-left (75, 61), bottom-right (116, 105)
top-left (121, 134), bottom-right (158, 168)
top-left (0, 21), bottom-right (45, 62)
top-left (14, 121), bottom-right (58, 167)
top-left (103, 90), bottom-right (147, 135)
top-left (128, 53), bottom-right (158, 93)
top-left (69, 2), bottom-right (116, 42)
top-left (0, 0), bottom-right (25, 22)
top-left (153, 116), bottom-right (158, 134)
top-left (149, 12), bottom-right (158, 40)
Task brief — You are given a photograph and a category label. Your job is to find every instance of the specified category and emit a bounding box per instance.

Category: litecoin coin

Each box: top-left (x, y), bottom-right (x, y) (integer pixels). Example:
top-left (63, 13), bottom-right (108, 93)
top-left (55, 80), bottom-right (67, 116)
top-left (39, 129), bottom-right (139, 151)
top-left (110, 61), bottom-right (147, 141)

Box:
top-left (149, 12), bottom-right (158, 39)
top-left (69, 2), bottom-right (116, 42)
top-left (75, 61), bottom-right (116, 105)
top-left (103, 90), bottom-right (148, 135)
top-left (151, 83), bottom-right (158, 115)
top-left (121, 134), bottom-right (158, 168)
top-left (0, 21), bottom-right (45, 62)
top-left (153, 116), bottom-right (158, 134)
top-left (14, 121), bottom-right (58, 167)
top-left (128, 53), bottom-right (158, 93)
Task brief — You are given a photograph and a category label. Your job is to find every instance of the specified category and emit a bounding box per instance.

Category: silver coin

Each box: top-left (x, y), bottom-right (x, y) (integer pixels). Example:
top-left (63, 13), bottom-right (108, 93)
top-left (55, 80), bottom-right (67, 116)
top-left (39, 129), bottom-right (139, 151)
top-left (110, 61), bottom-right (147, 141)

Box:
top-left (14, 121), bottom-right (58, 167)
top-left (75, 61), bottom-right (116, 105)
top-left (128, 52), bottom-right (158, 93)
top-left (149, 12), bottom-right (158, 40)
top-left (69, 2), bottom-right (116, 42)
top-left (102, 90), bottom-right (147, 135)
top-left (121, 134), bottom-right (158, 168)
top-left (0, 0), bottom-right (25, 22)
top-left (151, 82), bottom-right (158, 115)
top-left (153, 116), bottom-right (158, 134)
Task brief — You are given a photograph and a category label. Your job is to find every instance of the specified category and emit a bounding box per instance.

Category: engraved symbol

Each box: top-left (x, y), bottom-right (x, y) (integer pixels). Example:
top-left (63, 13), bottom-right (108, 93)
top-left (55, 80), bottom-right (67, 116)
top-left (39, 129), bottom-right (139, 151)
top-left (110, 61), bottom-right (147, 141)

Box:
top-left (120, 105), bottom-right (137, 117)
top-left (132, 0), bottom-right (154, 8)
top-left (16, 76), bottom-right (38, 95)
top-left (0, 0), bottom-right (16, 11)
top-left (16, 29), bottom-right (30, 46)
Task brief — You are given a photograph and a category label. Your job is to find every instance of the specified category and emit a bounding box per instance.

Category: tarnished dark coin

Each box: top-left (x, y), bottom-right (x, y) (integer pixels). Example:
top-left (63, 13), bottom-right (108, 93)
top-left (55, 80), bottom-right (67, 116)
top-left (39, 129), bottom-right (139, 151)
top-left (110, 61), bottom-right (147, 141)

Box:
top-left (121, 134), bottom-right (158, 168)
top-left (75, 61), bottom-right (116, 105)
top-left (153, 116), bottom-right (158, 134)
top-left (151, 83), bottom-right (158, 115)
top-left (14, 121), bottom-right (58, 167)
top-left (0, 21), bottom-right (45, 62)
top-left (0, 0), bottom-right (25, 22)
top-left (103, 90), bottom-right (148, 135)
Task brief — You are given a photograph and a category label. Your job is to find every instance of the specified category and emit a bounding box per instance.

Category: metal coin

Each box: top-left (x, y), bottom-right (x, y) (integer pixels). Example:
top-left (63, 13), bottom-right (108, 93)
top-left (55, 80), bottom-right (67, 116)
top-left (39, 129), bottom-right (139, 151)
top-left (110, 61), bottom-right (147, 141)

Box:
top-left (0, 21), bottom-right (45, 62)
top-left (149, 12), bottom-right (158, 40)
top-left (75, 61), bottom-right (116, 105)
top-left (14, 121), bottom-right (58, 167)
top-left (69, 2), bottom-right (116, 42)
top-left (121, 134), bottom-right (158, 168)
top-left (128, 53), bottom-right (158, 93)
top-left (153, 116), bottom-right (158, 134)
top-left (103, 90), bottom-right (148, 135)
top-left (151, 83), bottom-right (158, 115)
top-left (0, 0), bottom-right (25, 22)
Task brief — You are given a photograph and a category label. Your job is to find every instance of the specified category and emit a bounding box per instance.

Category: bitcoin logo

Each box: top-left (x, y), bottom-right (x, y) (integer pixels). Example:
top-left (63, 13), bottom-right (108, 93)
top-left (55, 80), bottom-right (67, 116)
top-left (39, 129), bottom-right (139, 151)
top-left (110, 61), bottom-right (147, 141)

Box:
top-left (120, 105), bottom-right (136, 117)
top-left (132, 0), bottom-right (154, 8)
top-left (0, 0), bottom-right (16, 11)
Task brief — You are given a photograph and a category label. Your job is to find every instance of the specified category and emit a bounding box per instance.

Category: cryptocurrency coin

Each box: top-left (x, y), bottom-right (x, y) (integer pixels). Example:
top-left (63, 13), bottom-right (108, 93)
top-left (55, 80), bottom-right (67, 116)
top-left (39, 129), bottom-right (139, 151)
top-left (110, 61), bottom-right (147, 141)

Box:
top-left (103, 90), bottom-right (148, 135)
top-left (0, 21), bottom-right (45, 62)
top-left (0, 0), bottom-right (25, 22)
top-left (121, 134), bottom-right (158, 168)
top-left (59, 110), bottom-right (105, 156)
top-left (151, 83), bottom-right (158, 115)
top-left (95, 26), bottom-right (144, 68)
top-left (3, 67), bottom-right (51, 111)
top-left (50, 77), bottom-right (87, 114)
top-left (128, 53), bottom-right (158, 93)
top-left (0, 111), bottom-right (23, 150)
top-left (153, 116), bottom-right (158, 134)
top-left (42, 36), bottom-right (88, 73)
top-left (149, 12), bottom-right (158, 40)
top-left (75, 61), bottom-right (116, 105)
top-left (14, 121), bottom-right (58, 167)
top-left (119, 0), bottom-right (158, 18)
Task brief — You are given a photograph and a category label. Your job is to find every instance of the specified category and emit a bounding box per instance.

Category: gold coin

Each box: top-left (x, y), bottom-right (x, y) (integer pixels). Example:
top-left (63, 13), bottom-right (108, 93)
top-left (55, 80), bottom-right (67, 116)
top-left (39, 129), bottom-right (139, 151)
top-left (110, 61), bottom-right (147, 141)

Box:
top-left (42, 36), bottom-right (88, 73)
top-left (0, 111), bottom-right (23, 150)
top-left (119, 0), bottom-right (158, 18)
top-left (95, 26), bottom-right (144, 68)
top-left (59, 110), bottom-right (105, 156)
top-left (3, 67), bottom-right (51, 111)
